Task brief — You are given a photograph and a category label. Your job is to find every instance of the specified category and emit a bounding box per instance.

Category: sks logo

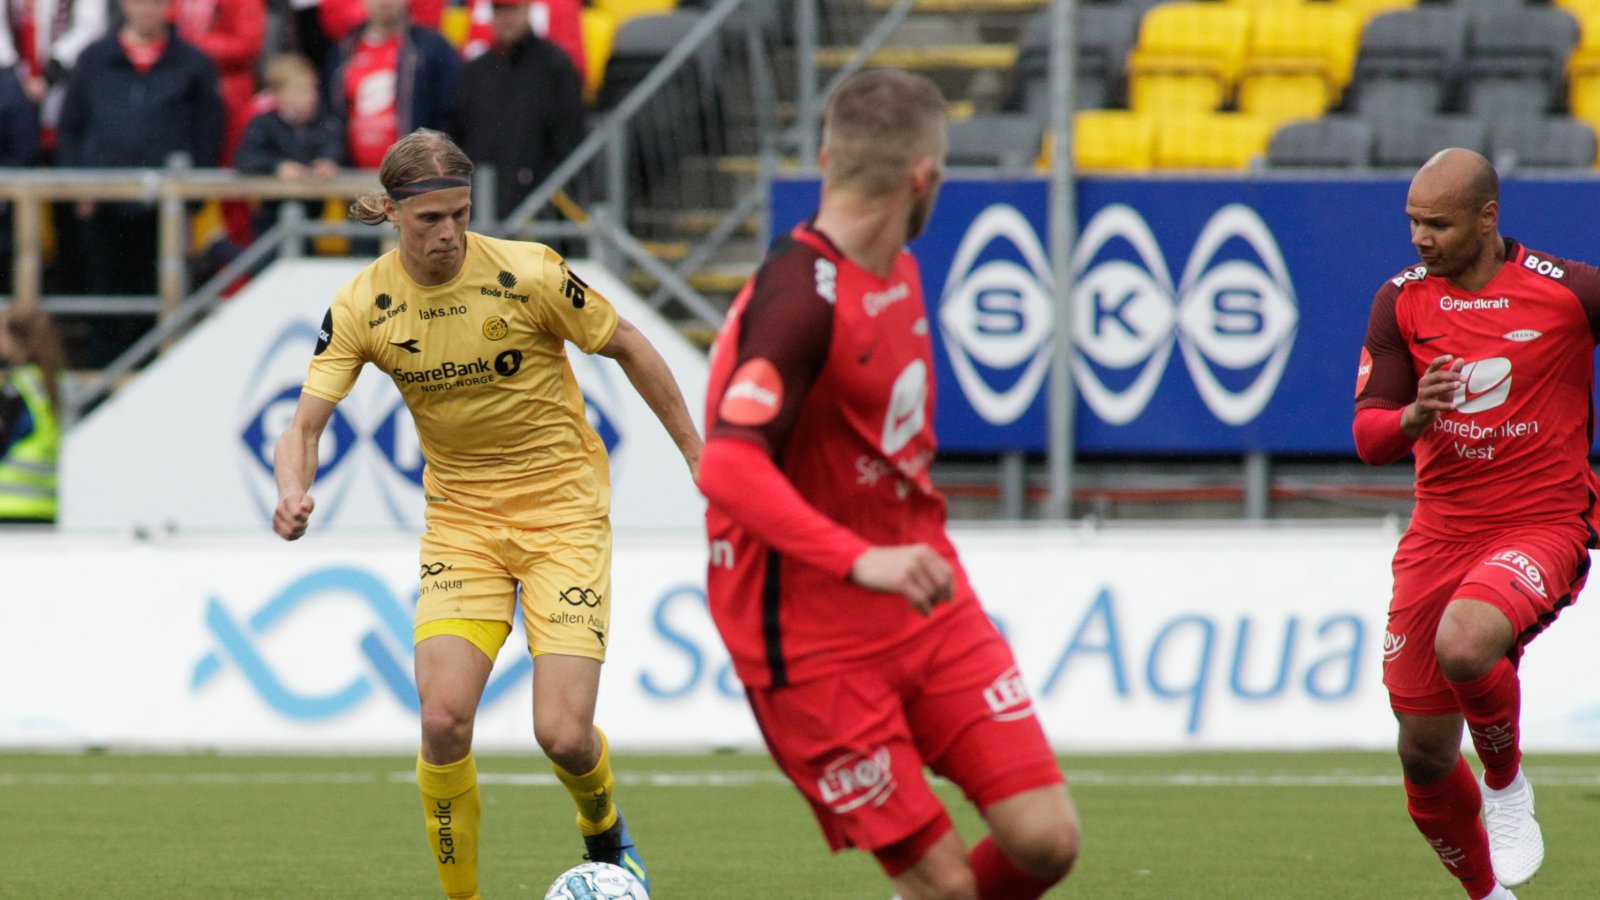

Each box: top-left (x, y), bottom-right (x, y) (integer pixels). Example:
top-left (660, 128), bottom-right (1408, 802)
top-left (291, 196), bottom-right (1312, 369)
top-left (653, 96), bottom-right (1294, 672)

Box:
top-left (190, 567), bottom-right (530, 719)
top-left (938, 204), bottom-right (1055, 426)
top-left (1072, 204), bottom-right (1299, 425)
top-left (239, 321), bottom-right (623, 528)
top-left (817, 746), bottom-right (897, 814)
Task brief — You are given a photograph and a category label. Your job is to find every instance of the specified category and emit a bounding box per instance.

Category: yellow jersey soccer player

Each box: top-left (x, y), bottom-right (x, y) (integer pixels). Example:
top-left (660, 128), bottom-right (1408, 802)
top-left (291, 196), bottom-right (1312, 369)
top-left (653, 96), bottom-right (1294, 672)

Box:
top-left (272, 129), bottom-right (700, 899)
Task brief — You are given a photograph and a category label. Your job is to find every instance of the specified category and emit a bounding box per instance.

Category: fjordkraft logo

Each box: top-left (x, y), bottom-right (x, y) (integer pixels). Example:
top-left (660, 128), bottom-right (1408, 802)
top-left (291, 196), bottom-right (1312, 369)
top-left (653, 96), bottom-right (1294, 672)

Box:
top-left (1072, 204), bottom-right (1299, 426)
top-left (817, 746), bottom-right (897, 814)
top-left (1452, 357), bottom-right (1512, 414)
top-left (559, 586), bottom-right (603, 607)
top-left (938, 204), bottom-right (1055, 426)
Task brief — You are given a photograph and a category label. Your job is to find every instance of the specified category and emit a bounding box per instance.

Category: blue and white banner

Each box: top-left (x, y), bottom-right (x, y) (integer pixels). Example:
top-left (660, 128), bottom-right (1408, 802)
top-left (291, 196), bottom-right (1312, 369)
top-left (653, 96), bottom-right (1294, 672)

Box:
top-left (772, 175), bottom-right (1600, 454)
top-left (8, 528), bottom-right (1600, 752)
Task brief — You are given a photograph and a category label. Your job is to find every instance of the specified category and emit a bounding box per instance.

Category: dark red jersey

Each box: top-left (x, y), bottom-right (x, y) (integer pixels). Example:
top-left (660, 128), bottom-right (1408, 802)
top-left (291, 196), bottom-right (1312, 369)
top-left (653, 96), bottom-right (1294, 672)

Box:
top-left (699, 221), bottom-right (977, 688)
top-left (1355, 239), bottom-right (1600, 540)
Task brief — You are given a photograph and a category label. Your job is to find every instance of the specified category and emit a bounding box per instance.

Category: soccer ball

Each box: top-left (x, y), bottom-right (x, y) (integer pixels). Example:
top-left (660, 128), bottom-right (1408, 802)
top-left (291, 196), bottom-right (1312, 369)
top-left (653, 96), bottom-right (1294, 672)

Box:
top-left (543, 861), bottom-right (649, 900)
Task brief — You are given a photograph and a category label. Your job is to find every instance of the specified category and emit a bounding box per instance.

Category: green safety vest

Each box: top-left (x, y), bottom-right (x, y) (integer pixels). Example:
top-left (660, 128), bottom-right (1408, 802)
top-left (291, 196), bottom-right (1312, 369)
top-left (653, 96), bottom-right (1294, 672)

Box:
top-left (0, 365), bottom-right (60, 521)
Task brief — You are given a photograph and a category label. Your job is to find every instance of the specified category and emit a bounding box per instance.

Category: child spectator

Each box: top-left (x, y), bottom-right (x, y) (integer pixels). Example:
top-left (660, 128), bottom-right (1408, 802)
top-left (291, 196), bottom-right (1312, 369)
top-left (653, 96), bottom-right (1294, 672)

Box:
top-left (235, 53), bottom-right (343, 240)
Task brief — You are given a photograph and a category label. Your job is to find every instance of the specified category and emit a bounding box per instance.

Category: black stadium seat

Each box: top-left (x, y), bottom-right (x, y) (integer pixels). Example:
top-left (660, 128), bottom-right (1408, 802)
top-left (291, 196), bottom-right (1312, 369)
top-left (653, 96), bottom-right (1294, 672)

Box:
top-left (1463, 7), bottom-right (1580, 119)
top-left (1265, 117), bottom-right (1375, 168)
top-left (1009, 4), bottom-right (1140, 112)
top-left (947, 113), bottom-right (1045, 169)
top-left (1489, 117), bottom-right (1598, 169)
top-left (1370, 114), bottom-right (1490, 168)
top-left (1351, 8), bottom-right (1470, 116)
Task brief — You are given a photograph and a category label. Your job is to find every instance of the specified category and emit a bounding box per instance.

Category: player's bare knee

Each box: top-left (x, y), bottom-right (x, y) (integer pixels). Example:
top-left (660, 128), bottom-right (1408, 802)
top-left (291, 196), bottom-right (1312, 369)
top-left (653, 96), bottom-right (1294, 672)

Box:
top-left (535, 719), bottom-right (596, 771)
top-left (1433, 625), bottom-right (1497, 683)
top-left (419, 706), bottom-right (475, 760)
top-left (1396, 735), bottom-right (1458, 783)
top-left (1001, 817), bottom-right (1079, 880)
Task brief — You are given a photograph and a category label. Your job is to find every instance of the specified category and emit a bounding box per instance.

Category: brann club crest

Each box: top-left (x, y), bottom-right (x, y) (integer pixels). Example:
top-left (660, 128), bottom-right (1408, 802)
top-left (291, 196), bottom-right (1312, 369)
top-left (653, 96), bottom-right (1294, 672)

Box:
top-left (1071, 203), bottom-right (1299, 426)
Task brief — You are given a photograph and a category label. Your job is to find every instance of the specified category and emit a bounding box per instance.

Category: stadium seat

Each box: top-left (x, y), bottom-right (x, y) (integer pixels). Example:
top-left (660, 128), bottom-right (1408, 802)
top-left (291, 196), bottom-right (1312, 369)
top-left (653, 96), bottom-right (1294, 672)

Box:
top-left (947, 114), bottom-right (1045, 169)
top-left (1332, 0), bottom-right (1416, 17)
top-left (594, 0), bottom-right (676, 26)
top-left (580, 7), bottom-right (619, 104)
top-left (1238, 4), bottom-right (1362, 124)
top-left (1153, 112), bottom-right (1274, 170)
top-left (1489, 117), bottom-right (1598, 169)
top-left (1350, 8), bottom-right (1470, 116)
top-left (1564, 0), bottom-right (1600, 120)
top-left (1011, 5), bottom-right (1141, 112)
top-left (1126, 3), bottom-right (1253, 114)
top-left (1073, 109), bottom-right (1157, 171)
top-left (1463, 7), bottom-right (1580, 119)
top-left (1370, 114), bottom-right (1489, 168)
top-left (1265, 117), bottom-right (1376, 168)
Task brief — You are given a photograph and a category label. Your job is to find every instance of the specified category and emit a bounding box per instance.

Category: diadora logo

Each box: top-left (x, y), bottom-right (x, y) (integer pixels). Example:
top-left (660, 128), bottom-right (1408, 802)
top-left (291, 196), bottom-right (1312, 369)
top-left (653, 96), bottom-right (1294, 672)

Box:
top-left (938, 204), bottom-right (1054, 426)
top-left (817, 746), bottom-right (896, 814)
top-left (983, 666), bottom-right (1035, 721)
top-left (1487, 549), bottom-right (1547, 599)
top-left (1452, 357), bottom-right (1512, 414)
top-left (1071, 204), bottom-right (1298, 425)
top-left (1383, 631), bottom-right (1406, 663)
top-left (191, 567), bottom-right (529, 719)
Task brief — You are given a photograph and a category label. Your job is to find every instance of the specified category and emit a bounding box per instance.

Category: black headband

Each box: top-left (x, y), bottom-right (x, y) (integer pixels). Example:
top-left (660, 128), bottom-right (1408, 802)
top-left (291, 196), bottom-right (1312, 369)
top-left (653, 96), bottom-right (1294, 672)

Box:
top-left (387, 175), bottom-right (471, 200)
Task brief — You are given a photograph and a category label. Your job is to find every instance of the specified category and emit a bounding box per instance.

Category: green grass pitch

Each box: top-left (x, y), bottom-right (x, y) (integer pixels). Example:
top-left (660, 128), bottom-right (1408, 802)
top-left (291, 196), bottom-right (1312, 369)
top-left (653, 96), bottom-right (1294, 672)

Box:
top-left (5, 750), bottom-right (1600, 897)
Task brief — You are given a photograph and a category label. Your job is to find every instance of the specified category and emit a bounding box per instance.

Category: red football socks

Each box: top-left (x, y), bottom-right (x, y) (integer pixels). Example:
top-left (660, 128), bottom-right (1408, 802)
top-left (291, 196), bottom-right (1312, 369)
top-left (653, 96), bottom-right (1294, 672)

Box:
top-left (969, 836), bottom-right (1058, 900)
top-left (1450, 656), bottom-right (1523, 790)
top-left (1405, 755), bottom-right (1496, 899)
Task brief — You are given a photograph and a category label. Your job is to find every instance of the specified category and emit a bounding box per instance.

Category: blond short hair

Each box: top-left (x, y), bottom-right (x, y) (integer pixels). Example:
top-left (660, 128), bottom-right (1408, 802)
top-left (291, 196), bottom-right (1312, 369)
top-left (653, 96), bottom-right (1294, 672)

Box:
top-left (821, 69), bottom-right (948, 196)
top-left (262, 53), bottom-right (318, 94)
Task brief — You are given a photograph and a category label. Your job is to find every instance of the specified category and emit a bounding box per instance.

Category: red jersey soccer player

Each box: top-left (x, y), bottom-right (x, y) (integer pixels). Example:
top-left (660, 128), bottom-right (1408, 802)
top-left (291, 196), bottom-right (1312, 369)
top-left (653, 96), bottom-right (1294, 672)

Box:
top-left (1355, 148), bottom-right (1600, 900)
top-left (696, 70), bottom-right (1080, 900)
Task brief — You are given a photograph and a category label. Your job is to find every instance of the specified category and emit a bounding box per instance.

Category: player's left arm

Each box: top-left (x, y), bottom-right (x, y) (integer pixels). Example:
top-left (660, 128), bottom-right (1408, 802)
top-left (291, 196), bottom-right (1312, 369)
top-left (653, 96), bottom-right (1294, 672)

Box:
top-left (596, 317), bottom-right (703, 478)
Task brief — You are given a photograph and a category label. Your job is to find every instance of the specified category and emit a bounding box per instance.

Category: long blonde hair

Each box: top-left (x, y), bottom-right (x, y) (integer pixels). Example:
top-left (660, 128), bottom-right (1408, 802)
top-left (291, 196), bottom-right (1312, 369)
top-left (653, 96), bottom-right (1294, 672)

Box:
top-left (349, 129), bottom-right (476, 225)
top-left (3, 307), bottom-right (66, 415)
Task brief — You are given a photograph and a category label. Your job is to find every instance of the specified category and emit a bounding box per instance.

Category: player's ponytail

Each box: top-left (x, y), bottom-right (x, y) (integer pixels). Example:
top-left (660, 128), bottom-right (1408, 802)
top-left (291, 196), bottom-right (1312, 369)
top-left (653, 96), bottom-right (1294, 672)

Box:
top-left (349, 128), bottom-right (476, 225)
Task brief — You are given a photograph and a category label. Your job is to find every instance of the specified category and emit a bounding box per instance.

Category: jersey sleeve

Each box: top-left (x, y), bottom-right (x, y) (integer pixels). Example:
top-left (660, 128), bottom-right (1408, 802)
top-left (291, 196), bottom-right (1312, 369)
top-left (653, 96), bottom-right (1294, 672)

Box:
top-left (533, 250), bottom-right (619, 354)
top-left (1354, 281), bottom-right (1414, 412)
top-left (1555, 256), bottom-right (1600, 344)
top-left (706, 251), bottom-right (834, 457)
top-left (302, 288), bottom-right (367, 403)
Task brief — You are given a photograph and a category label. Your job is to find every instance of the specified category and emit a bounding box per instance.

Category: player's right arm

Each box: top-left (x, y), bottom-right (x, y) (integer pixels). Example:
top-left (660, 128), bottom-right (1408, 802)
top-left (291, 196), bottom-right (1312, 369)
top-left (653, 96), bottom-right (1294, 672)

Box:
top-left (1352, 281), bottom-right (1462, 465)
top-left (272, 393), bottom-right (336, 540)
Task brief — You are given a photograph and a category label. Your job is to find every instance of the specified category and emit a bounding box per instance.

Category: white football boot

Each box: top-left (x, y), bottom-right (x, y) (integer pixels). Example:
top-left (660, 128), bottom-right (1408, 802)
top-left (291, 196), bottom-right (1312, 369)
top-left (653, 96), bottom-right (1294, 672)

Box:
top-left (1481, 770), bottom-right (1543, 887)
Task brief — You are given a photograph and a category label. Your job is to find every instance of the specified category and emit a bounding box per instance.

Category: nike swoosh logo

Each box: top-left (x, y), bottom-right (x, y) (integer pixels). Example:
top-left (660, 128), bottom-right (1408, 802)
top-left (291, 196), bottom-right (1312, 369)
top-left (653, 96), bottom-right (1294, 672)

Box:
top-left (389, 339), bottom-right (421, 354)
top-left (1415, 334), bottom-right (1447, 344)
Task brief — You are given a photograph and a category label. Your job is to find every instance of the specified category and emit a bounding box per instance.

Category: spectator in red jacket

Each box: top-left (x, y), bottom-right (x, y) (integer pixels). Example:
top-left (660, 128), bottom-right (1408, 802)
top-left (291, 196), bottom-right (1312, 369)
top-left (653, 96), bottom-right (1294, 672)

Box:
top-left (172, 0), bottom-right (265, 162)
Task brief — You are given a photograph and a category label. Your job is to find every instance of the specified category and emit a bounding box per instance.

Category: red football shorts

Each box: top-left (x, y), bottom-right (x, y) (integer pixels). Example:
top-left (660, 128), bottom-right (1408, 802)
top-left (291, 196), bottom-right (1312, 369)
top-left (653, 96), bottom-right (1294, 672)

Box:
top-left (1385, 523), bottom-right (1592, 715)
top-left (745, 602), bottom-right (1063, 862)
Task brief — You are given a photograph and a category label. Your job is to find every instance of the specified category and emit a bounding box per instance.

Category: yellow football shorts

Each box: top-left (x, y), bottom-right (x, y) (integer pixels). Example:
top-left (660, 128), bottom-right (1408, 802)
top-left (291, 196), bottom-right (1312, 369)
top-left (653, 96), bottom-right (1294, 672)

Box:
top-left (413, 517), bottom-right (612, 663)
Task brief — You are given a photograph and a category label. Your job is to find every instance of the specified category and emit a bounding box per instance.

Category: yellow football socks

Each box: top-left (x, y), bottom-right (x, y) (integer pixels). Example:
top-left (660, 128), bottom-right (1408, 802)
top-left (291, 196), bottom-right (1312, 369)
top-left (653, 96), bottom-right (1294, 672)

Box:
top-left (553, 726), bottom-right (619, 836)
top-left (417, 752), bottom-right (482, 900)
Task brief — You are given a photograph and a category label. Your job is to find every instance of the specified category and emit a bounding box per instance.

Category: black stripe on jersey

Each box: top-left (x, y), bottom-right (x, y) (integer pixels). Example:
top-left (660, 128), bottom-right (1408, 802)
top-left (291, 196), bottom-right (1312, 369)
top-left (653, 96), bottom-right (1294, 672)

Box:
top-left (1511, 493), bottom-right (1597, 652)
top-left (762, 549), bottom-right (787, 688)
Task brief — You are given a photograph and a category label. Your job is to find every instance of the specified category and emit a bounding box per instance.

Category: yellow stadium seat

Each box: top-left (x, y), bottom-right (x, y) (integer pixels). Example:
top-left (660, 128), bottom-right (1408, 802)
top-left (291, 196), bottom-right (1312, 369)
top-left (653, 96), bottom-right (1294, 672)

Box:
top-left (580, 8), bottom-right (618, 104)
top-left (1247, 3), bottom-right (1360, 88)
top-left (1236, 73), bottom-right (1330, 124)
top-left (1073, 110), bottom-right (1157, 172)
top-left (594, 0), bottom-right (675, 25)
top-left (440, 6), bottom-right (471, 50)
top-left (1572, 71), bottom-right (1600, 122)
top-left (1154, 113), bottom-right (1274, 170)
top-left (1330, 0), bottom-right (1416, 23)
top-left (1126, 3), bottom-right (1253, 113)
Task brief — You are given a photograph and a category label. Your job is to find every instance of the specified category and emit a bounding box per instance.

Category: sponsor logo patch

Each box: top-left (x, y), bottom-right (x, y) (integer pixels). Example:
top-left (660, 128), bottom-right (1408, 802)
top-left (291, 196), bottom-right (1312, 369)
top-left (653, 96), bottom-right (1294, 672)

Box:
top-left (817, 746), bottom-right (896, 814)
top-left (720, 358), bottom-right (783, 426)
top-left (483, 316), bottom-right (508, 341)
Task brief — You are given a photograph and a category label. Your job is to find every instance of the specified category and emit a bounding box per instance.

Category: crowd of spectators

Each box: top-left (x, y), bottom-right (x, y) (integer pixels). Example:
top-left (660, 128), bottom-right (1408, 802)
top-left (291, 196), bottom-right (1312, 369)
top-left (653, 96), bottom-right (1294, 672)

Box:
top-left (0, 0), bottom-right (591, 367)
